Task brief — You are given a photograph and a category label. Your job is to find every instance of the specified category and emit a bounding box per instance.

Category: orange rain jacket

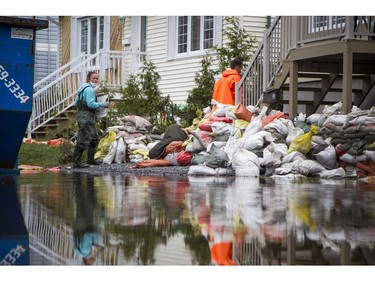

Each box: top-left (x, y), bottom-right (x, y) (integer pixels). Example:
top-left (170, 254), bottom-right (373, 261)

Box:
top-left (212, 69), bottom-right (241, 106)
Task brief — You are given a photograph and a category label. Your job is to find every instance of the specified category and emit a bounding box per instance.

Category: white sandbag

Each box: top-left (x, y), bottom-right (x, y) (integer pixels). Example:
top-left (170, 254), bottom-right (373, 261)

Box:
top-left (292, 159), bottom-right (326, 176)
top-left (207, 141), bottom-right (227, 152)
top-left (114, 137), bottom-right (126, 164)
top-left (103, 140), bottom-right (118, 164)
top-left (212, 104), bottom-right (235, 117)
top-left (242, 116), bottom-right (262, 139)
top-left (232, 148), bottom-right (260, 168)
top-left (274, 162), bottom-right (295, 175)
top-left (243, 133), bottom-right (264, 150)
top-left (286, 127), bottom-right (305, 145)
top-left (224, 136), bottom-right (243, 161)
top-left (128, 142), bottom-right (148, 151)
top-left (314, 145), bottom-right (338, 169)
top-left (235, 166), bottom-right (260, 177)
top-left (211, 122), bottom-right (232, 135)
top-left (261, 142), bottom-right (288, 167)
top-left (322, 114), bottom-right (348, 126)
top-left (349, 115), bottom-right (375, 126)
top-left (340, 153), bottom-right (369, 164)
top-left (282, 151), bottom-right (307, 164)
top-left (364, 150), bottom-right (375, 161)
top-left (295, 112), bottom-right (306, 122)
top-left (163, 152), bottom-right (179, 166)
top-left (263, 118), bottom-right (289, 136)
top-left (306, 113), bottom-right (321, 125)
top-left (318, 167), bottom-right (346, 178)
top-left (188, 165), bottom-right (216, 176)
top-left (216, 167), bottom-right (235, 176)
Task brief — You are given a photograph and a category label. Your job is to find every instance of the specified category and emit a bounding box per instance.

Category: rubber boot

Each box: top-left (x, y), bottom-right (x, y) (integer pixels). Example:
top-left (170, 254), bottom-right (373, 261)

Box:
top-left (73, 147), bottom-right (89, 168)
top-left (87, 145), bottom-right (100, 165)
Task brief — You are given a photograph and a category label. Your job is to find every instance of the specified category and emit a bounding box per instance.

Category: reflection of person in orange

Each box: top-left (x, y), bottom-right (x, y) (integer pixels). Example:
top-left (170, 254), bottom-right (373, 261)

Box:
top-left (72, 174), bottom-right (105, 265)
top-left (197, 199), bottom-right (238, 265)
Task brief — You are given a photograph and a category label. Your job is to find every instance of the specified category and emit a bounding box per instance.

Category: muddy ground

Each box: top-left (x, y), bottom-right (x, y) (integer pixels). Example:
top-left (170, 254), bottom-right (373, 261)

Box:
top-left (60, 163), bottom-right (191, 177)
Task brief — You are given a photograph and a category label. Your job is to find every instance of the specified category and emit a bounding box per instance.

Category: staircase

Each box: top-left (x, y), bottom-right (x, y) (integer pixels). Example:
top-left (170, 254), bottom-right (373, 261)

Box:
top-left (27, 50), bottom-right (146, 139)
top-left (236, 16), bottom-right (375, 119)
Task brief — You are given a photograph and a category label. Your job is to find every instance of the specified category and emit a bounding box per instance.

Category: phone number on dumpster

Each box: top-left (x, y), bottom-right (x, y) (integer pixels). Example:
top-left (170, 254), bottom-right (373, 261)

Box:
top-left (0, 64), bottom-right (30, 104)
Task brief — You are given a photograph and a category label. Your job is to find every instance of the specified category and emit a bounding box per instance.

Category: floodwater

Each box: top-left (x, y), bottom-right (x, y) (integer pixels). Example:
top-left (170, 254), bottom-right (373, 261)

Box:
top-left (4, 171), bottom-right (375, 265)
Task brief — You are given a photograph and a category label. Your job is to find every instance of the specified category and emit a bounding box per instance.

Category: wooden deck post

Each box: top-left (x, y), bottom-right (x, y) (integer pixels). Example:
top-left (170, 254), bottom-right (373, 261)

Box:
top-left (289, 60), bottom-right (298, 119)
top-left (342, 50), bottom-right (353, 114)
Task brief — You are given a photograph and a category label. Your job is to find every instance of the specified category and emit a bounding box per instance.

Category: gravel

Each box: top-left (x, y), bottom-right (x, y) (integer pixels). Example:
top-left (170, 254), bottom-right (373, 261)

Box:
top-left (59, 162), bottom-right (191, 176)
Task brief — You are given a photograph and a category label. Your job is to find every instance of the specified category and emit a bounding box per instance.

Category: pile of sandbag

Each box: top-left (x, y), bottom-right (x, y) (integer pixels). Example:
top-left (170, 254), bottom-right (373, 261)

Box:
top-left (95, 115), bottom-right (153, 164)
top-left (94, 102), bottom-right (375, 179)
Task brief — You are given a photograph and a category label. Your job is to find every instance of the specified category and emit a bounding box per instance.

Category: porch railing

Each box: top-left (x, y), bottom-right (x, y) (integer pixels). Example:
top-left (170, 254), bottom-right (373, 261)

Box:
top-left (236, 16), bottom-right (375, 107)
top-left (27, 50), bottom-right (146, 138)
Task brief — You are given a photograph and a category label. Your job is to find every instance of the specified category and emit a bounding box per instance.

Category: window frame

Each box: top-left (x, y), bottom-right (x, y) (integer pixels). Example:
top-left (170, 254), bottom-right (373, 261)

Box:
top-left (167, 16), bottom-right (222, 60)
top-left (71, 16), bottom-right (110, 60)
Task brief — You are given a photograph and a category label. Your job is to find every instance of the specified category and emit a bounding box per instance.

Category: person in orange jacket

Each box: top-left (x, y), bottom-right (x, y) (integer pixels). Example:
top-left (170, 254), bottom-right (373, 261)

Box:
top-left (211, 59), bottom-right (243, 107)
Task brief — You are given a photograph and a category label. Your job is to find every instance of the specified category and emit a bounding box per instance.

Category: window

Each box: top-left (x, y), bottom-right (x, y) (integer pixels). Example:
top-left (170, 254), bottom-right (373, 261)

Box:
top-left (79, 16), bottom-right (104, 54)
top-left (167, 16), bottom-right (221, 59)
top-left (71, 16), bottom-right (110, 63)
top-left (177, 16), bottom-right (214, 54)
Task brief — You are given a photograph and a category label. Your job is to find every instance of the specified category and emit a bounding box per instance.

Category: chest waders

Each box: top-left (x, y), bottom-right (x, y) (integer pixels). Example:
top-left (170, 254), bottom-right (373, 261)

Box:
top-left (73, 86), bottom-right (101, 168)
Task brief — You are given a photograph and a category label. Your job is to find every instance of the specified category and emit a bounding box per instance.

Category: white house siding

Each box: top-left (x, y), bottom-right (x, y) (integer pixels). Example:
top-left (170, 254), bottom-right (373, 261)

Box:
top-left (34, 16), bottom-right (59, 84)
top-left (125, 16), bottom-right (270, 105)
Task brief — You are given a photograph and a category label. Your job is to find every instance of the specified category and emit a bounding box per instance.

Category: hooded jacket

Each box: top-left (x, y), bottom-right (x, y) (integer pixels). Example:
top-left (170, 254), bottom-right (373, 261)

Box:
top-left (73, 82), bottom-right (106, 110)
top-left (212, 69), bottom-right (241, 106)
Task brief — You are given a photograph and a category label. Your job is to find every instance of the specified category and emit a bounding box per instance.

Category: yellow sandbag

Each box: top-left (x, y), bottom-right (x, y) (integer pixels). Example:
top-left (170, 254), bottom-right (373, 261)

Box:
top-left (288, 125), bottom-right (318, 155)
top-left (95, 130), bottom-right (117, 160)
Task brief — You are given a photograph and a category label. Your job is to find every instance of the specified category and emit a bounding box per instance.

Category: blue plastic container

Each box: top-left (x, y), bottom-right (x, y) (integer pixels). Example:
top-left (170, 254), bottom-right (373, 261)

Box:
top-left (0, 17), bottom-right (48, 174)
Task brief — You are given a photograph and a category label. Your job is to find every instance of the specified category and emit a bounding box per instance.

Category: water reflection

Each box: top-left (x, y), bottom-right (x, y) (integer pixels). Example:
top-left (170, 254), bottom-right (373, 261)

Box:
top-left (16, 172), bottom-right (375, 265)
top-left (73, 174), bottom-right (105, 265)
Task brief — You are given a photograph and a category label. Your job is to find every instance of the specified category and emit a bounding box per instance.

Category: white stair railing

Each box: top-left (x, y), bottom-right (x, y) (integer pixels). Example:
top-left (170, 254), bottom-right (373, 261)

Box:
top-left (235, 16), bottom-right (283, 107)
top-left (27, 50), bottom-right (146, 138)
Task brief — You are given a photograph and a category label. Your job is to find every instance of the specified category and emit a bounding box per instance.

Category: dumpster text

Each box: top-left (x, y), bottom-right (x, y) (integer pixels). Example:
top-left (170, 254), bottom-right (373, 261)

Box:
top-left (0, 65), bottom-right (29, 104)
top-left (0, 244), bottom-right (26, 265)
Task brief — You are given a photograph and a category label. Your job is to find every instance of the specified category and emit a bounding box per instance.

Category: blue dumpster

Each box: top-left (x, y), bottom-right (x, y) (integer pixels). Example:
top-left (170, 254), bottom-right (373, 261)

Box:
top-left (0, 17), bottom-right (48, 174)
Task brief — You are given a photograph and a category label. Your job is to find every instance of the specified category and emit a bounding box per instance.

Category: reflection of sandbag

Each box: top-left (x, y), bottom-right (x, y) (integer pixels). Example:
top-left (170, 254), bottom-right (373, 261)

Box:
top-left (95, 130), bottom-right (117, 160)
top-left (288, 125), bottom-right (318, 155)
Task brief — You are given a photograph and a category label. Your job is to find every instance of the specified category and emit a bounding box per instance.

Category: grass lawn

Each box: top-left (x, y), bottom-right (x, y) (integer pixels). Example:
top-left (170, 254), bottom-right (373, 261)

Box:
top-left (18, 142), bottom-right (74, 168)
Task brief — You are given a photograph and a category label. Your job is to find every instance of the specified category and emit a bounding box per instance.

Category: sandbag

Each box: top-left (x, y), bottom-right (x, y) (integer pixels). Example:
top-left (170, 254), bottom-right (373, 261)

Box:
top-left (95, 130), bottom-right (117, 161)
top-left (114, 137), bottom-right (126, 164)
top-left (288, 125), bottom-right (318, 155)
top-left (103, 140), bottom-right (118, 164)
top-left (205, 144), bottom-right (230, 169)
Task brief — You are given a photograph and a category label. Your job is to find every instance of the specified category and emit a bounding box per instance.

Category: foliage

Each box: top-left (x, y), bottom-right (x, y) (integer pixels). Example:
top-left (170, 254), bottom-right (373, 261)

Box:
top-left (18, 141), bottom-right (75, 167)
top-left (111, 59), bottom-right (178, 134)
top-left (179, 16), bottom-right (257, 127)
top-left (213, 16), bottom-right (256, 73)
top-left (180, 53), bottom-right (216, 127)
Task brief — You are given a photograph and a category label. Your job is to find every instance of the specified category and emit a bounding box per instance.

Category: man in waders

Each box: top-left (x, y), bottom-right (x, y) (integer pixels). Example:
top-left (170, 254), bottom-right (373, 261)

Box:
top-left (72, 71), bottom-right (108, 168)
